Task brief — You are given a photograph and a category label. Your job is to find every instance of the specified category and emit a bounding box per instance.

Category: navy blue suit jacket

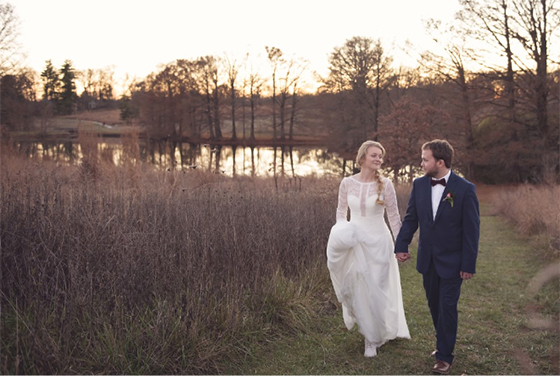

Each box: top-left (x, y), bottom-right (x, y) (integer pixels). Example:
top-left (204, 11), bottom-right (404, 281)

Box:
top-left (395, 171), bottom-right (480, 279)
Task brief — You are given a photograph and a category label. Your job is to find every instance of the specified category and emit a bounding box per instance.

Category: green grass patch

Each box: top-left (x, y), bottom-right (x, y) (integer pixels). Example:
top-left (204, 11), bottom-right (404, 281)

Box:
top-left (231, 207), bottom-right (559, 375)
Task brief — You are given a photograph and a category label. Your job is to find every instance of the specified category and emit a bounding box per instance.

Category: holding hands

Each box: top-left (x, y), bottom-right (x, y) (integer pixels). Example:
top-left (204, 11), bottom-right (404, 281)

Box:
top-left (395, 252), bottom-right (410, 262)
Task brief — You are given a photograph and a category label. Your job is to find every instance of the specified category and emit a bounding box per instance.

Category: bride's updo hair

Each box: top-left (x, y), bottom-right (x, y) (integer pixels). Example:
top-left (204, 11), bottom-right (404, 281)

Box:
top-left (356, 140), bottom-right (386, 205)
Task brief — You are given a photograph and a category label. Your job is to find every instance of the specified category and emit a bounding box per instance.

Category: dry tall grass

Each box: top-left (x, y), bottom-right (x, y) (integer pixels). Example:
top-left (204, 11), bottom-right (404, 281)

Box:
top-left (492, 184), bottom-right (560, 259)
top-left (0, 148), bottom-right (347, 374)
top-left (0, 136), bottom-right (417, 374)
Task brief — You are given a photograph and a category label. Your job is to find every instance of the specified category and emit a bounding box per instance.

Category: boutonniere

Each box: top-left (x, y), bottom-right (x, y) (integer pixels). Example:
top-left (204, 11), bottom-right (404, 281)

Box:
top-left (442, 192), bottom-right (454, 207)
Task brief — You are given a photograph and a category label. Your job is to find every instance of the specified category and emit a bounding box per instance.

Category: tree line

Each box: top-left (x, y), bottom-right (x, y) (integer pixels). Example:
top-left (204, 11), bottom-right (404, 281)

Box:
top-left (0, 0), bottom-right (558, 184)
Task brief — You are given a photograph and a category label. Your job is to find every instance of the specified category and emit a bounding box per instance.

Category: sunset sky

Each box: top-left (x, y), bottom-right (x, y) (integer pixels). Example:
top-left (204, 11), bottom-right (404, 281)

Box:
top-left (14, 0), bottom-right (461, 90)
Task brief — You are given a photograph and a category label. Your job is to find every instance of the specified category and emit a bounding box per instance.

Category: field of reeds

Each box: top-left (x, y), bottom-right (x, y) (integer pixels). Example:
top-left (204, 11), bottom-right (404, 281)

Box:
top-left (0, 144), bottom-right (355, 374)
top-left (491, 184), bottom-right (560, 260)
top-left (2, 137), bottom-right (558, 374)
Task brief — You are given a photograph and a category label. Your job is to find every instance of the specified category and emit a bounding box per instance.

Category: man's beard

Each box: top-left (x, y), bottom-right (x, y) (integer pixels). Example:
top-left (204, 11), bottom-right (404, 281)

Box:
top-left (424, 169), bottom-right (438, 178)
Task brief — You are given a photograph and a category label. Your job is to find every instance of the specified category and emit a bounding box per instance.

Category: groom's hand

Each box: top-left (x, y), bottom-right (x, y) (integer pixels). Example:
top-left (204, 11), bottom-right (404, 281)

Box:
top-left (396, 252), bottom-right (410, 262)
top-left (460, 271), bottom-right (474, 280)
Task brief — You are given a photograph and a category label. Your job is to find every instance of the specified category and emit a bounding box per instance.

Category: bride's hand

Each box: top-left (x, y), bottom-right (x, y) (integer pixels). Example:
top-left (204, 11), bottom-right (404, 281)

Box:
top-left (395, 252), bottom-right (410, 262)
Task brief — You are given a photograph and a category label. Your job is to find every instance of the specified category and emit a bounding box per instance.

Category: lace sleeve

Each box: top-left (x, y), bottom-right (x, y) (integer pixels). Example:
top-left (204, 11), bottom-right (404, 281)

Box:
top-left (336, 178), bottom-right (349, 222)
top-left (384, 178), bottom-right (402, 238)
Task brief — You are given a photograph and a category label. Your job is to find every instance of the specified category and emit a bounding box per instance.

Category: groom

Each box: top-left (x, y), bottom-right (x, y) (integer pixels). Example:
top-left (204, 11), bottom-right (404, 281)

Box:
top-left (395, 140), bottom-right (479, 375)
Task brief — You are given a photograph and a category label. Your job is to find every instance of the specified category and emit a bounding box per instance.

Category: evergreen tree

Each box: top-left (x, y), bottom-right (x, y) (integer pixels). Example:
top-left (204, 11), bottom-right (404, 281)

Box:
top-left (59, 60), bottom-right (77, 114)
top-left (40, 59), bottom-right (59, 102)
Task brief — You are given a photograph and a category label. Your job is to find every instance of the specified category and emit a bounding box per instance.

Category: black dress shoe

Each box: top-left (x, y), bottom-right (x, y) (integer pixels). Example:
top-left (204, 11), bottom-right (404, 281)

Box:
top-left (432, 360), bottom-right (451, 374)
top-left (431, 349), bottom-right (438, 357)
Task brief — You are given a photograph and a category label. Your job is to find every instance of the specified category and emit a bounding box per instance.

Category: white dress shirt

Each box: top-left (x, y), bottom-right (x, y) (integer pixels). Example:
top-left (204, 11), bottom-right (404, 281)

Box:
top-left (431, 170), bottom-right (451, 220)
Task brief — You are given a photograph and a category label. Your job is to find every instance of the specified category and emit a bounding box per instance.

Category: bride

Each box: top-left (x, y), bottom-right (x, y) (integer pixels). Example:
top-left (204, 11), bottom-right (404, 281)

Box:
top-left (327, 140), bottom-right (410, 357)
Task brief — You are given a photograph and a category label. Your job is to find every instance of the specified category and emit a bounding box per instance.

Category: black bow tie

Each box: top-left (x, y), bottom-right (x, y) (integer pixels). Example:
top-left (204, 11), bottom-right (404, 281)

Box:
top-left (431, 178), bottom-right (446, 187)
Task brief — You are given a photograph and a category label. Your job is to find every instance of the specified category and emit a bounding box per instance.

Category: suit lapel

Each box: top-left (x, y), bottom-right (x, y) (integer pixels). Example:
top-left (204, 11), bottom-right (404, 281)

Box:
top-left (434, 171), bottom-right (457, 224)
top-left (422, 176), bottom-right (435, 224)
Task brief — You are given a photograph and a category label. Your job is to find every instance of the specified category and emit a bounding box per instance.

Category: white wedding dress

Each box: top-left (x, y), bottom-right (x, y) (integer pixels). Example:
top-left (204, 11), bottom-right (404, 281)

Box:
top-left (327, 176), bottom-right (410, 348)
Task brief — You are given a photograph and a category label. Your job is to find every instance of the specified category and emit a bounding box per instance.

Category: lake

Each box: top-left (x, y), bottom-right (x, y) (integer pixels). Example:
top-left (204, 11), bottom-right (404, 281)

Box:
top-left (12, 139), bottom-right (352, 178)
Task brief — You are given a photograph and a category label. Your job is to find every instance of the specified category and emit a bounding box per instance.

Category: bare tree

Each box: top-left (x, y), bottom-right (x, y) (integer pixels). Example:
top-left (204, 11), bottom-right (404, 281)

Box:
top-left (246, 60), bottom-right (264, 141)
top-left (420, 20), bottom-right (479, 179)
top-left (79, 66), bottom-right (116, 108)
top-left (0, 3), bottom-right (24, 76)
top-left (371, 40), bottom-right (394, 134)
top-left (134, 58), bottom-right (205, 150)
top-left (225, 54), bottom-right (241, 140)
top-left (458, 0), bottom-right (518, 122)
top-left (265, 46), bottom-right (283, 140)
top-left (457, 0), bottom-right (560, 181)
top-left (196, 56), bottom-right (223, 140)
top-left (288, 81), bottom-right (298, 141)
top-left (323, 37), bottom-right (392, 143)
top-left (211, 59), bottom-right (223, 141)
top-left (379, 96), bottom-right (450, 182)
top-left (143, 63), bottom-right (180, 133)
top-left (277, 57), bottom-right (306, 141)
top-left (98, 66), bottom-right (115, 101)
top-left (176, 59), bottom-right (205, 140)
top-left (81, 68), bottom-right (96, 103)
top-left (510, 0), bottom-right (559, 145)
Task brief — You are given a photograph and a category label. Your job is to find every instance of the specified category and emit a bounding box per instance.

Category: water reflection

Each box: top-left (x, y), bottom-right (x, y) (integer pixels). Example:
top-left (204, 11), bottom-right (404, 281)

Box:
top-left (13, 139), bottom-right (349, 177)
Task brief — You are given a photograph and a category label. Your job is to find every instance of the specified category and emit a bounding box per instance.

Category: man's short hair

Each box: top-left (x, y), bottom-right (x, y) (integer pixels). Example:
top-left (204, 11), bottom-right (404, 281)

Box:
top-left (422, 139), bottom-right (454, 168)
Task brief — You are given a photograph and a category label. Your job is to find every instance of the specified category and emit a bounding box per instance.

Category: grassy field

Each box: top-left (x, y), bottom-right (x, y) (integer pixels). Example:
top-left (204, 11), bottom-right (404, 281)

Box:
top-left (12, 109), bottom-right (327, 148)
top-left (1, 152), bottom-right (558, 374)
top-left (231, 201), bottom-right (559, 375)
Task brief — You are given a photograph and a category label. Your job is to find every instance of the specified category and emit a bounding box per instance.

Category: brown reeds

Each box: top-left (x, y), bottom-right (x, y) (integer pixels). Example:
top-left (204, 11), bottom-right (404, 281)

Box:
top-left (0, 148), bottom-right (341, 374)
top-left (492, 184), bottom-right (560, 259)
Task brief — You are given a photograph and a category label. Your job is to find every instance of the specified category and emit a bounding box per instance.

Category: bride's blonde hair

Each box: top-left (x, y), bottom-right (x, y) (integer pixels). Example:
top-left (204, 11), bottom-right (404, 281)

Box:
top-left (356, 140), bottom-right (385, 205)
